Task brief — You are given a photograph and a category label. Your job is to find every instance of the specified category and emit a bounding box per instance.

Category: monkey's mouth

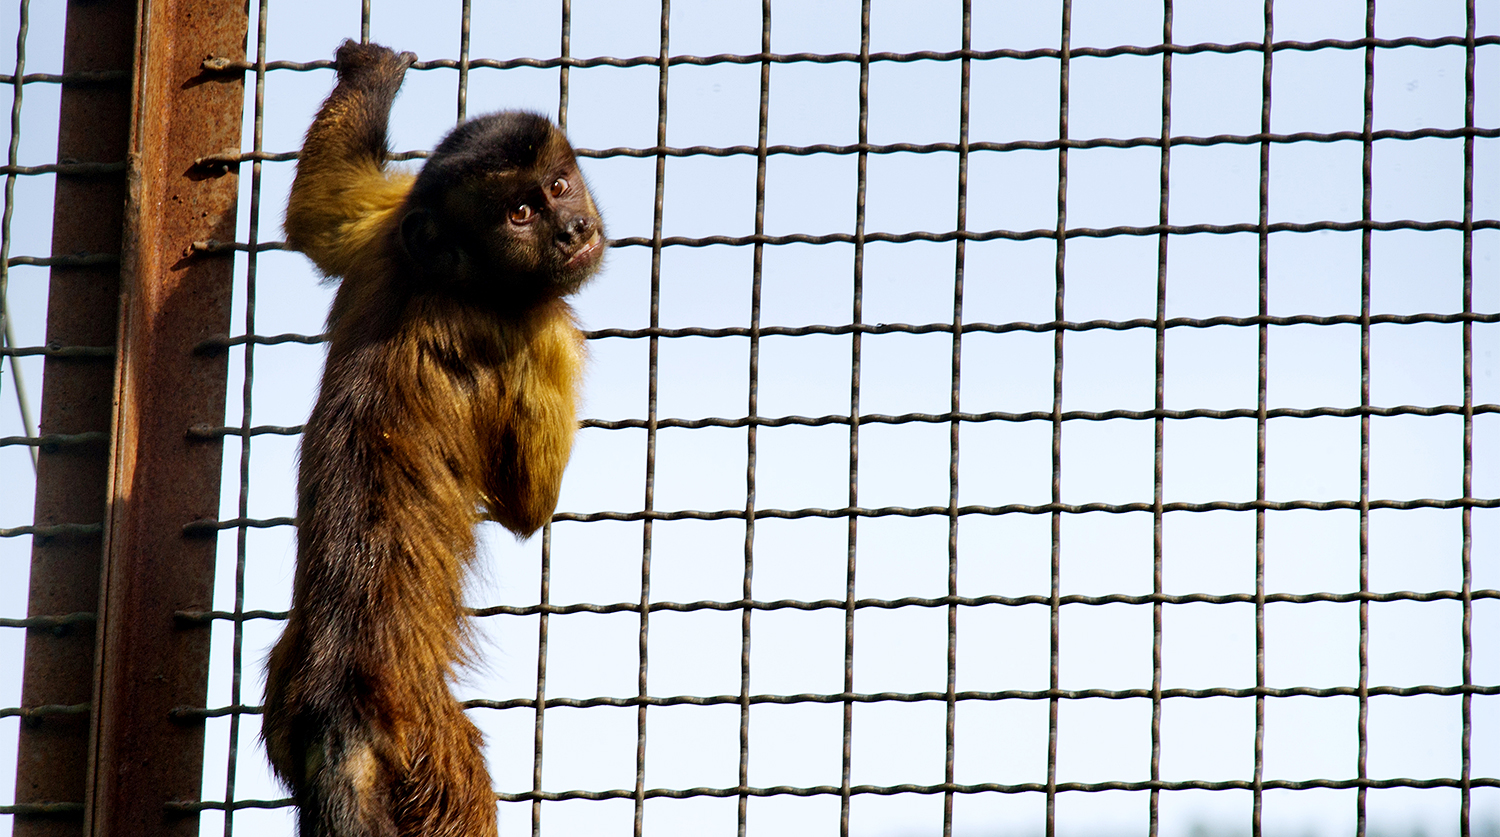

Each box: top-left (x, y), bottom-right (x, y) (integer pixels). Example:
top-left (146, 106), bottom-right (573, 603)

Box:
top-left (564, 230), bottom-right (604, 270)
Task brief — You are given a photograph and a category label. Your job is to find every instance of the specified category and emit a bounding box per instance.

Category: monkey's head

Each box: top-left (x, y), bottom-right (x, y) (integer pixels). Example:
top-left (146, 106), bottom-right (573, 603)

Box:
top-left (399, 112), bottom-right (605, 305)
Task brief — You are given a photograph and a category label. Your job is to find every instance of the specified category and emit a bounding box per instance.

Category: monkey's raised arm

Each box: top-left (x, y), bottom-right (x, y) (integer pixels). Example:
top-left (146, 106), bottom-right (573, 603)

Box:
top-left (284, 41), bottom-right (417, 279)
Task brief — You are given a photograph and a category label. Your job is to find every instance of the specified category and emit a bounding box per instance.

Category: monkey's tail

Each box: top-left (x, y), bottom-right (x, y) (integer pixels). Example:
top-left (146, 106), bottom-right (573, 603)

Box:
top-left (287, 721), bottom-right (398, 837)
top-left (278, 702), bottom-right (496, 837)
top-left (389, 702), bottom-right (499, 837)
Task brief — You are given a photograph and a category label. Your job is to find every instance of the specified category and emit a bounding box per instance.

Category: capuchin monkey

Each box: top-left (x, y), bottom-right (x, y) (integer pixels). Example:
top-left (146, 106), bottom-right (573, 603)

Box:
top-left (262, 41), bottom-right (604, 837)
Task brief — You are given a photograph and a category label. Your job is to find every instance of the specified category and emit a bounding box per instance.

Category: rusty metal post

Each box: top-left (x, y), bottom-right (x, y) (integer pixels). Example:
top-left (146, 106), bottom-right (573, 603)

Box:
top-left (83, 0), bottom-right (247, 834)
top-left (13, 1), bottom-right (134, 834)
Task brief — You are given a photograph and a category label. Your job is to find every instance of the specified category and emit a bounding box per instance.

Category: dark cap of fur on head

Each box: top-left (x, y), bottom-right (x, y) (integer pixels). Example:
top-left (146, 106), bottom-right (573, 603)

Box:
top-left (408, 111), bottom-right (562, 205)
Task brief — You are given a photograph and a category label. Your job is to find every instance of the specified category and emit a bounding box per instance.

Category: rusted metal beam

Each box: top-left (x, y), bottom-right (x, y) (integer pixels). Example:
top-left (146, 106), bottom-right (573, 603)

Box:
top-left (14, 1), bottom-right (134, 835)
top-left (83, 0), bottom-right (247, 834)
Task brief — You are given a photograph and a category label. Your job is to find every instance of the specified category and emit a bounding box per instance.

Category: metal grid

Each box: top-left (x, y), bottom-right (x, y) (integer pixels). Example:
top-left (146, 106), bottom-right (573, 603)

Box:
top-left (1, 1), bottom-right (1497, 836)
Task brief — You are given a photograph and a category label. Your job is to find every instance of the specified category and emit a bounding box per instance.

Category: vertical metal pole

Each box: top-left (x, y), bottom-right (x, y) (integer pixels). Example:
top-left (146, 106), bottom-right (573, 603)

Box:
top-left (532, 7), bottom-right (574, 833)
top-left (1151, 3), bottom-right (1174, 835)
top-left (1048, 4), bottom-right (1072, 836)
top-left (557, 0), bottom-right (571, 132)
top-left (1254, 5), bottom-right (1274, 837)
top-left (739, 3), bottom-right (771, 835)
top-left (944, 2), bottom-right (972, 835)
top-left (84, 0), bottom-right (246, 833)
top-left (15, 0), bottom-right (133, 832)
top-left (456, 0), bottom-right (470, 124)
top-left (840, 3), bottom-right (871, 835)
top-left (531, 524), bottom-right (553, 837)
top-left (1459, 2), bottom-right (1476, 836)
top-left (635, 3), bottom-right (670, 834)
top-left (219, 1), bottom-right (268, 834)
top-left (1357, 3), bottom-right (1376, 836)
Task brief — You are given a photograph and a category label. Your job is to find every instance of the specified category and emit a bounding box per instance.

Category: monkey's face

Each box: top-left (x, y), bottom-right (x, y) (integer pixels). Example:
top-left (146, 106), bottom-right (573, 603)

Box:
top-left (467, 155), bottom-right (605, 291)
top-left (400, 127), bottom-right (605, 304)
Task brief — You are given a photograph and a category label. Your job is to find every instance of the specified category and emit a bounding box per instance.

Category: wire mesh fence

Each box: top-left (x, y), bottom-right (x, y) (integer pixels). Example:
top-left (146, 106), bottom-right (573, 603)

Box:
top-left (0, 1), bottom-right (1496, 836)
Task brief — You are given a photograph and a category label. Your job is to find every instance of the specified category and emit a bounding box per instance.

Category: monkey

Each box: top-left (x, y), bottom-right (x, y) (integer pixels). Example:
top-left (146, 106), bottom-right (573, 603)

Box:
top-left (261, 41), bottom-right (604, 837)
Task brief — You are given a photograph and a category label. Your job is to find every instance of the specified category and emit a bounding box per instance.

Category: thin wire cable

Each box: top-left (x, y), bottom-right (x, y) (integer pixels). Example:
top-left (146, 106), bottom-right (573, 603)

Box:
top-left (220, 2), bottom-right (268, 834)
top-left (739, 3), bottom-right (771, 835)
top-left (840, 4), bottom-right (871, 835)
top-left (209, 313), bottom-right (1500, 355)
top-left (183, 35), bottom-right (1500, 77)
top-left (1048, 3), bottom-right (1072, 836)
top-left (0, 0), bottom-right (35, 473)
top-left (192, 123), bottom-right (1500, 169)
top-left (178, 494), bottom-right (1500, 540)
top-left (634, 4), bottom-right (670, 834)
top-left (170, 679), bottom-right (1500, 721)
top-left (1254, 3), bottom-right (1274, 835)
top-left (167, 774), bottom-right (1500, 814)
top-left (944, 2), bottom-right (971, 835)
top-left (1151, 2), bottom-right (1173, 835)
top-left (177, 586), bottom-right (1500, 628)
top-left (182, 215), bottom-right (1500, 259)
top-left (0, 321), bottom-right (34, 470)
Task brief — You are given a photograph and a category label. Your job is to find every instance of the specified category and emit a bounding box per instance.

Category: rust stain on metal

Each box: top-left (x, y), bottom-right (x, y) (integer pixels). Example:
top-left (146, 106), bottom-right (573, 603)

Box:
top-left (14, 1), bottom-right (135, 835)
top-left (84, 0), bottom-right (247, 835)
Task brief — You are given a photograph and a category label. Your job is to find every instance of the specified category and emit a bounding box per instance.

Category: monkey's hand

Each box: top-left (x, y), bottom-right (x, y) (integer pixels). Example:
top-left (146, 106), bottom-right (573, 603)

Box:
top-left (303, 41), bottom-right (415, 164)
top-left (333, 40), bottom-right (417, 89)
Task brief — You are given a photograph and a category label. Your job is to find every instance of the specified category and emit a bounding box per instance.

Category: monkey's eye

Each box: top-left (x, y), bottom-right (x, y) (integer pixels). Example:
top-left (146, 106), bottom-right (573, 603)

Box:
top-left (549, 178), bottom-right (569, 198)
top-left (509, 204), bottom-right (536, 225)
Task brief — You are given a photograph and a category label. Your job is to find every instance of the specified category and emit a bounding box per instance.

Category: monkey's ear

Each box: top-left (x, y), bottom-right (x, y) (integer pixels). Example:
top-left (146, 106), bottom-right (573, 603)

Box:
top-left (400, 207), bottom-right (442, 264)
top-left (401, 207), bottom-right (472, 283)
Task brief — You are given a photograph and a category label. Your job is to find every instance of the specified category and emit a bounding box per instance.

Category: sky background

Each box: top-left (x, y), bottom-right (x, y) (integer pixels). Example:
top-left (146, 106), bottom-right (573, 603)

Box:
top-left (0, 0), bottom-right (1497, 835)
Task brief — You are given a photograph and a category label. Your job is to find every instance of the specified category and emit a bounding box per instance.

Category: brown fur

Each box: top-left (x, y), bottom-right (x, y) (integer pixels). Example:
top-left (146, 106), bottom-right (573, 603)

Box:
top-left (263, 41), bottom-right (603, 837)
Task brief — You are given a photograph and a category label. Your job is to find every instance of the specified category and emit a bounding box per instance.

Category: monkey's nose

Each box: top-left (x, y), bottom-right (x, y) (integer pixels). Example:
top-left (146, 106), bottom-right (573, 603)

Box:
top-left (556, 216), bottom-right (592, 246)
